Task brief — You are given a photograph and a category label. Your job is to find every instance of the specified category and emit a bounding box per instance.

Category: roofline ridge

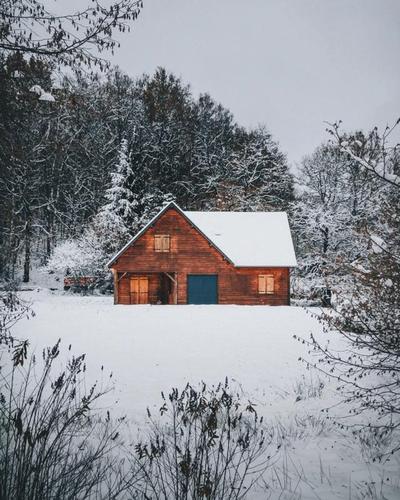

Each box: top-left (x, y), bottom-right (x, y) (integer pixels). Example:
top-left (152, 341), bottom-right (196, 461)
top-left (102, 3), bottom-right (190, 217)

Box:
top-left (184, 209), bottom-right (289, 215)
top-left (106, 200), bottom-right (235, 267)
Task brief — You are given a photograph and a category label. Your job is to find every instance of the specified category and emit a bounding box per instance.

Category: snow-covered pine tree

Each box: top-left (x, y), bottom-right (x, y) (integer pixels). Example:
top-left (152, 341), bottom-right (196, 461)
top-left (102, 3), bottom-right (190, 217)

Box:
top-left (136, 190), bottom-right (175, 228)
top-left (95, 138), bottom-right (138, 255)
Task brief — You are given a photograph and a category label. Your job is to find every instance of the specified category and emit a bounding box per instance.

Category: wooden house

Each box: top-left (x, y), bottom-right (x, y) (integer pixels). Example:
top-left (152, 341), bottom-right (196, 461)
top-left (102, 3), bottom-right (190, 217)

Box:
top-left (107, 202), bottom-right (297, 305)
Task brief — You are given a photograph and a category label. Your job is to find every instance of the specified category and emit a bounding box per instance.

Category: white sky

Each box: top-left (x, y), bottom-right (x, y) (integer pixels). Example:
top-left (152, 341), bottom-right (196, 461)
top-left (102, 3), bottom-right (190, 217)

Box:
top-left (55, 0), bottom-right (400, 166)
top-left (109, 0), bottom-right (400, 166)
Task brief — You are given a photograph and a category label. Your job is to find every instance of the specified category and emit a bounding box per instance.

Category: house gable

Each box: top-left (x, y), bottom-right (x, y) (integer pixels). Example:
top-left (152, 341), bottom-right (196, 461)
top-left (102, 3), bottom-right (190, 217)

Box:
top-left (108, 203), bottom-right (234, 270)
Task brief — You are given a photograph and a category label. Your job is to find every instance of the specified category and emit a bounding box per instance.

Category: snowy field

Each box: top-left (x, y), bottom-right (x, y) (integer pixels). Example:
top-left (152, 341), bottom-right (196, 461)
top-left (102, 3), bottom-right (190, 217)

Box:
top-left (10, 290), bottom-right (400, 499)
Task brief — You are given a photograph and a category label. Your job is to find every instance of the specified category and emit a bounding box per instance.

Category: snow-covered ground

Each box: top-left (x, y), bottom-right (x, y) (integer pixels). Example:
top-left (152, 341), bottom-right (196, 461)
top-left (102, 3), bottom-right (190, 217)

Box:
top-left (10, 290), bottom-right (400, 499)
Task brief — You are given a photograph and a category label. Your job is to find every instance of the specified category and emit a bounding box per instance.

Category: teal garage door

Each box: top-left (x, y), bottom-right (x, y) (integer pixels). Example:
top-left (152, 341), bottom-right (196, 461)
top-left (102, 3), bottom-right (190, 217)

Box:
top-left (187, 275), bottom-right (218, 304)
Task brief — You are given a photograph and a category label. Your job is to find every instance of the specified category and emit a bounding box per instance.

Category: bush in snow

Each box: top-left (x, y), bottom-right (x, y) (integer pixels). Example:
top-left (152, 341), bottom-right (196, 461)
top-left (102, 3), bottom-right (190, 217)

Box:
top-left (129, 380), bottom-right (275, 499)
top-left (45, 231), bottom-right (105, 279)
top-left (293, 373), bottom-right (325, 402)
top-left (0, 289), bottom-right (32, 351)
top-left (0, 339), bottom-right (135, 500)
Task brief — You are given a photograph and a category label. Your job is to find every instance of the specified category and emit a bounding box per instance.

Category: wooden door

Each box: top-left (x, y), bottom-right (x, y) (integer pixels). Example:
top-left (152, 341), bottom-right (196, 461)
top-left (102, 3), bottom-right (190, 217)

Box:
top-left (130, 277), bottom-right (149, 304)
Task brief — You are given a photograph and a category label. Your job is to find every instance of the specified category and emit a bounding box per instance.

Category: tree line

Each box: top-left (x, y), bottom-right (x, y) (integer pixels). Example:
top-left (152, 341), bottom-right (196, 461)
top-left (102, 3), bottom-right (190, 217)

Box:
top-left (0, 56), bottom-right (294, 282)
top-left (0, 48), bottom-right (398, 309)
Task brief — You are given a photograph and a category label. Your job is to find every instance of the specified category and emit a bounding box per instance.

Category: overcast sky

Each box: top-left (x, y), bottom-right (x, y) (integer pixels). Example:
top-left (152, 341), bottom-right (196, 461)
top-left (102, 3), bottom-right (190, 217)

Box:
top-left (109, 0), bottom-right (400, 165)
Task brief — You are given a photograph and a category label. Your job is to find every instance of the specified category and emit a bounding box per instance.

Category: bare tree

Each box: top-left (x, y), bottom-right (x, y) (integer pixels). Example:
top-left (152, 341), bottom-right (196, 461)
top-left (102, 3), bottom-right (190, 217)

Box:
top-left (330, 119), bottom-right (400, 188)
top-left (0, 0), bottom-right (143, 70)
top-left (297, 120), bottom-right (400, 457)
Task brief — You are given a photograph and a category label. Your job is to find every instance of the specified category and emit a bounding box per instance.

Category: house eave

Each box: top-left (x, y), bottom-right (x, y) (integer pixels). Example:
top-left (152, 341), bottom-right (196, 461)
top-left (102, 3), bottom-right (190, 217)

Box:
top-left (233, 264), bottom-right (298, 268)
top-left (107, 201), bottom-right (235, 268)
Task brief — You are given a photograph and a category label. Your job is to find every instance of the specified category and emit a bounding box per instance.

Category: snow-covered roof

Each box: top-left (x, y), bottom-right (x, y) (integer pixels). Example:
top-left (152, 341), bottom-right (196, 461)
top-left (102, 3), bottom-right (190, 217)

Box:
top-left (107, 202), bottom-right (297, 267)
top-left (185, 210), bottom-right (297, 267)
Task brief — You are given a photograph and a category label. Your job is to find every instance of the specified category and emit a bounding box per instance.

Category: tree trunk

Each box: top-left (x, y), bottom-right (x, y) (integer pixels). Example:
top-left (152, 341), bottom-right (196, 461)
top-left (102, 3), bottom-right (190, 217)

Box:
top-left (23, 221), bottom-right (31, 283)
top-left (322, 226), bottom-right (329, 255)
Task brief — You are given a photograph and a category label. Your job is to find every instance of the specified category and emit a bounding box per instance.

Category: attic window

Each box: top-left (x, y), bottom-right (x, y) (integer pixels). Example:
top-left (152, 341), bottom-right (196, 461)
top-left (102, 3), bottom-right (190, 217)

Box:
top-left (154, 234), bottom-right (170, 252)
top-left (258, 275), bottom-right (274, 295)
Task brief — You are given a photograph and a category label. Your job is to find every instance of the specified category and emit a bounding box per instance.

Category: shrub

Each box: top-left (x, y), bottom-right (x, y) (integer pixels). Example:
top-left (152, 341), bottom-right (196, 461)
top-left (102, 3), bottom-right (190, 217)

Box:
top-left (0, 340), bottom-right (133, 500)
top-left (130, 380), bottom-right (275, 499)
top-left (293, 374), bottom-right (325, 402)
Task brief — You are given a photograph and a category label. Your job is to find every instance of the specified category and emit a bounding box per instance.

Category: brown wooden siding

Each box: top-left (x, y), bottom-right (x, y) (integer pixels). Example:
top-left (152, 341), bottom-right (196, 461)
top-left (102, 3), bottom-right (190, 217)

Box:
top-left (111, 207), bottom-right (290, 305)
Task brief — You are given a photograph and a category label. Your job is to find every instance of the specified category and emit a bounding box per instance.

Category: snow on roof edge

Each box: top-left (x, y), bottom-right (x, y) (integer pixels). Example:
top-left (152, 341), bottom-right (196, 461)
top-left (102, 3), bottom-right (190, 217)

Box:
top-left (107, 201), bottom-right (234, 267)
top-left (106, 202), bottom-right (178, 267)
top-left (185, 210), bottom-right (297, 267)
top-left (107, 202), bottom-right (297, 268)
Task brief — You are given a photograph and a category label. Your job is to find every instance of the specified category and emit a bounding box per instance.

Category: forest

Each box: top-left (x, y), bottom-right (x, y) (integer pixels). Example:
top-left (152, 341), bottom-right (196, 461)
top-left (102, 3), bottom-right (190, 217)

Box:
top-left (0, 51), bottom-right (398, 307)
top-left (0, 54), bottom-right (295, 285)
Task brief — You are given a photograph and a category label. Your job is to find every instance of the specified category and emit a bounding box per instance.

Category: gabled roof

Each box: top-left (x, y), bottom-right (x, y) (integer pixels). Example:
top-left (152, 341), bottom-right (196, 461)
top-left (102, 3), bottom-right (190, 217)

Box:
top-left (106, 202), bottom-right (234, 267)
top-left (185, 210), bottom-right (297, 267)
top-left (107, 201), bottom-right (297, 268)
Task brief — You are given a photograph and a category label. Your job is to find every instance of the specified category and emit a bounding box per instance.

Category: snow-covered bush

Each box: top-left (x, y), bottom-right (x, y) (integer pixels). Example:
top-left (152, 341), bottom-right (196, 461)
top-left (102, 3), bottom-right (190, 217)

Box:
top-left (0, 290), bottom-right (31, 349)
top-left (45, 229), bottom-right (105, 278)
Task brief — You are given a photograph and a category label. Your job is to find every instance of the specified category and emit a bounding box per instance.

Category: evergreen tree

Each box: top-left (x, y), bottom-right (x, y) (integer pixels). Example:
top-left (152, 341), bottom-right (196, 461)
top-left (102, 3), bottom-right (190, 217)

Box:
top-left (95, 138), bottom-right (138, 255)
